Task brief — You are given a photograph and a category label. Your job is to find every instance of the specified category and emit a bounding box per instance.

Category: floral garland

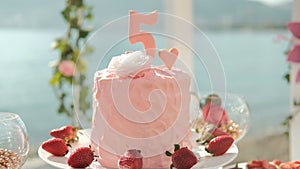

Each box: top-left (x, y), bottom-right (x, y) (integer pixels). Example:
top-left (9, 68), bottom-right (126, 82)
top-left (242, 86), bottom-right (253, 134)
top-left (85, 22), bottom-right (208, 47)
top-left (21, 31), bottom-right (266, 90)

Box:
top-left (281, 22), bottom-right (300, 135)
top-left (49, 0), bottom-right (93, 123)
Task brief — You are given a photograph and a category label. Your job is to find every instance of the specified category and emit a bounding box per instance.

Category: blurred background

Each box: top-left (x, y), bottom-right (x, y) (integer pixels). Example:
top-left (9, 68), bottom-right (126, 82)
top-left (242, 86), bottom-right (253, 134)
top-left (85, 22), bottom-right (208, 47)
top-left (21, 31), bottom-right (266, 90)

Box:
top-left (0, 0), bottom-right (293, 168)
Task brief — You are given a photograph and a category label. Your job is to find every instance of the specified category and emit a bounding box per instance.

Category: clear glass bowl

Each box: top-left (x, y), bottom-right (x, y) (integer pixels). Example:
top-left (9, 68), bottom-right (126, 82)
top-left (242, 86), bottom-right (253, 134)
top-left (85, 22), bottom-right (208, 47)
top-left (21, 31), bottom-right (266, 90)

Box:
top-left (0, 112), bottom-right (29, 168)
top-left (191, 92), bottom-right (251, 143)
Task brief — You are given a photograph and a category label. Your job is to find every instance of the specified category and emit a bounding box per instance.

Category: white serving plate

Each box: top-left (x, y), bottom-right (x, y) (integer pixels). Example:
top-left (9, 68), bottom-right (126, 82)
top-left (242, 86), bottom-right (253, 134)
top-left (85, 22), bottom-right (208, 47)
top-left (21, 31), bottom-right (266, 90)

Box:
top-left (39, 129), bottom-right (238, 169)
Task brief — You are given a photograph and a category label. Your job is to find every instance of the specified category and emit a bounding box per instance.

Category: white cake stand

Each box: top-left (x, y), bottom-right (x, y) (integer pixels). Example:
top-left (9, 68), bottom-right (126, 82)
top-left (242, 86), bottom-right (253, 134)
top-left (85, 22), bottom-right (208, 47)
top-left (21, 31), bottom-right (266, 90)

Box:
top-left (38, 129), bottom-right (238, 169)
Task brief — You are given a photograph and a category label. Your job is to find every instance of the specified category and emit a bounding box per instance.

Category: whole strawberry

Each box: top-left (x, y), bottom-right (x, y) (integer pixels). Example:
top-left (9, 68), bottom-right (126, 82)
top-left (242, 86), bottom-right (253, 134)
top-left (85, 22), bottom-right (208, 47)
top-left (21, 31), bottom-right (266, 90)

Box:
top-left (166, 144), bottom-right (198, 169)
top-left (205, 135), bottom-right (234, 156)
top-left (67, 147), bottom-right (94, 168)
top-left (41, 138), bottom-right (69, 156)
top-left (210, 128), bottom-right (228, 137)
top-left (118, 149), bottom-right (143, 169)
top-left (50, 125), bottom-right (78, 142)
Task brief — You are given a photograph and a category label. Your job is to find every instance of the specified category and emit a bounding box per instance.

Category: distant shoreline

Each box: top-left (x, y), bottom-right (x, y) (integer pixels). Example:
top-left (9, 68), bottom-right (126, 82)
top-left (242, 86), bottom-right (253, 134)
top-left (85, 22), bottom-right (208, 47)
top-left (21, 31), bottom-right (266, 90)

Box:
top-left (196, 24), bottom-right (287, 31)
top-left (0, 25), bottom-right (288, 32)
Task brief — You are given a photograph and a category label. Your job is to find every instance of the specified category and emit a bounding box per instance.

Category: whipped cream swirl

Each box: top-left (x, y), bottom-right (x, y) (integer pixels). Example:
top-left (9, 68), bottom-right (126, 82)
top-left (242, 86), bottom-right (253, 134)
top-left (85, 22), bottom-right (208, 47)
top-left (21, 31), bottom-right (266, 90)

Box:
top-left (108, 51), bottom-right (153, 76)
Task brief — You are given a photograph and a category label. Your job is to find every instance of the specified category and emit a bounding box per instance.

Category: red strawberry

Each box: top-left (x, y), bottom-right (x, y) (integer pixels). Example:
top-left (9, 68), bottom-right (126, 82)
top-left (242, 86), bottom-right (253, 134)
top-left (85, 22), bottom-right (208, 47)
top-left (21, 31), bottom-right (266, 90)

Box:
top-left (205, 135), bottom-right (234, 156)
top-left (50, 125), bottom-right (78, 142)
top-left (41, 138), bottom-right (69, 156)
top-left (166, 144), bottom-right (198, 169)
top-left (210, 128), bottom-right (228, 137)
top-left (280, 161), bottom-right (300, 169)
top-left (272, 159), bottom-right (282, 166)
top-left (118, 149), bottom-right (143, 169)
top-left (67, 147), bottom-right (94, 168)
top-left (247, 160), bottom-right (277, 169)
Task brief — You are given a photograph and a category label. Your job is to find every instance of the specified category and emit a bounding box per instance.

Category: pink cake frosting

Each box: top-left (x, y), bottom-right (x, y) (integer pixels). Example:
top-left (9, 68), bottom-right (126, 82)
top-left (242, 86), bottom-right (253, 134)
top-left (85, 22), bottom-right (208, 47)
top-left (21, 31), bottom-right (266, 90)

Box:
top-left (91, 51), bottom-right (192, 168)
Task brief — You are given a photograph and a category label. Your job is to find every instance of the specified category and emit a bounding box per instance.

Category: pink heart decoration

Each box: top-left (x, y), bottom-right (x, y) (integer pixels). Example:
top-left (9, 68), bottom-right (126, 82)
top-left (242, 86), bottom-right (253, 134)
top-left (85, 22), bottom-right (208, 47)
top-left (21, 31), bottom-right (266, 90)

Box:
top-left (287, 45), bottom-right (300, 63)
top-left (158, 48), bottom-right (179, 70)
top-left (288, 22), bottom-right (300, 38)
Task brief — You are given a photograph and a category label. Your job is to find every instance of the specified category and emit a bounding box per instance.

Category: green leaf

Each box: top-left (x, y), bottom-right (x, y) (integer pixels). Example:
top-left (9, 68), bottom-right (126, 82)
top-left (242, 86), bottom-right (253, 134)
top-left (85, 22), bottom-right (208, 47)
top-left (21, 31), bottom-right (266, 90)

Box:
top-left (52, 39), bottom-right (73, 58)
top-left (68, 0), bottom-right (83, 7)
top-left (72, 49), bottom-right (80, 61)
top-left (174, 144), bottom-right (180, 151)
top-left (51, 38), bottom-right (63, 49)
top-left (61, 6), bottom-right (71, 21)
top-left (79, 29), bottom-right (90, 39)
top-left (63, 76), bottom-right (73, 84)
top-left (70, 18), bottom-right (79, 28)
top-left (85, 13), bottom-right (93, 21)
top-left (49, 72), bottom-right (62, 86)
top-left (58, 103), bottom-right (66, 113)
top-left (284, 73), bottom-right (290, 83)
top-left (59, 93), bottom-right (66, 100)
top-left (165, 151), bottom-right (172, 157)
top-left (58, 103), bottom-right (71, 117)
top-left (284, 131), bottom-right (289, 137)
top-left (85, 6), bottom-right (93, 21)
top-left (282, 120), bottom-right (288, 126)
top-left (70, 104), bottom-right (74, 109)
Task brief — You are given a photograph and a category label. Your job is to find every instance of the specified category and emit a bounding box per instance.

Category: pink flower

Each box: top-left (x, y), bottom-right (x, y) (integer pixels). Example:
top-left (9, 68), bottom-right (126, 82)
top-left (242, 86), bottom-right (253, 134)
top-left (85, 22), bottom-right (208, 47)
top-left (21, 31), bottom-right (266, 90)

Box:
top-left (202, 103), bottom-right (229, 126)
top-left (58, 60), bottom-right (76, 77)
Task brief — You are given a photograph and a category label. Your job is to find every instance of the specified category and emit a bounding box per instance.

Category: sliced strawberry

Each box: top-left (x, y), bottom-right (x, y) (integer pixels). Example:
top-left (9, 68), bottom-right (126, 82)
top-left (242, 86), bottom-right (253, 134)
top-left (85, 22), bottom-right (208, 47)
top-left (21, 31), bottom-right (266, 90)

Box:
top-left (247, 160), bottom-right (279, 169)
top-left (272, 159), bottom-right (282, 166)
top-left (118, 149), bottom-right (143, 169)
top-left (246, 161), bottom-right (262, 168)
top-left (41, 138), bottom-right (69, 156)
top-left (67, 147), bottom-right (94, 168)
top-left (50, 125), bottom-right (78, 142)
top-left (205, 135), bottom-right (234, 156)
top-left (280, 161), bottom-right (300, 169)
top-left (166, 144), bottom-right (198, 169)
top-left (261, 160), bottom-right (270, 168)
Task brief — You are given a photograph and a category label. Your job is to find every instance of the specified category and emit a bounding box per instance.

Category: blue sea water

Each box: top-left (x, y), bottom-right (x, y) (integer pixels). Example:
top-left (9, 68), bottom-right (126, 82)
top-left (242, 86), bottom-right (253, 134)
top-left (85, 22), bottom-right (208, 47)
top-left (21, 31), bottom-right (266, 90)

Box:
top-left (0, 28), bottom-right (290, 152)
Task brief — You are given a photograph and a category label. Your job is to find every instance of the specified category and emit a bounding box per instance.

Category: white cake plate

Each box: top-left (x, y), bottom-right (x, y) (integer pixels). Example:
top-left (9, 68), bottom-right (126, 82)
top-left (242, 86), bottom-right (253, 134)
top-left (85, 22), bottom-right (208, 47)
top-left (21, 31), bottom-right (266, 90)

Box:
top-left (39, 129), bottom-right (238, 169)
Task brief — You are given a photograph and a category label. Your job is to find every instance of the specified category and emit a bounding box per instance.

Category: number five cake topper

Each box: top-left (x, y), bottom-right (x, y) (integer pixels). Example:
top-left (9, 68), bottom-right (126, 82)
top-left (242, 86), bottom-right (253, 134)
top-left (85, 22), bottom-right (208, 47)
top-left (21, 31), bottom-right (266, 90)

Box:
top-left (129, 10), bottom-right (158, 58)
top-left (129, 10), bottom-right (179, 70)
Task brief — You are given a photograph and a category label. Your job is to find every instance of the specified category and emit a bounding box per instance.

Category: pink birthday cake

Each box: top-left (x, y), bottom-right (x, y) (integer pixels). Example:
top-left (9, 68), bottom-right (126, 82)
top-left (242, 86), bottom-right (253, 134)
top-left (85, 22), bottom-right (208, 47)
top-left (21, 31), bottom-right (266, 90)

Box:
top-left (91, 51), bottom-right (192, 168)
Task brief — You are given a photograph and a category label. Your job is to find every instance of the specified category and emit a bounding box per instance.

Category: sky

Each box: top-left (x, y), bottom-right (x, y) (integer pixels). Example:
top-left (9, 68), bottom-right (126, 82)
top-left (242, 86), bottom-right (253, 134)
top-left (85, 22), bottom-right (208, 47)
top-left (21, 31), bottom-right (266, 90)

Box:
top-left (254, 0), bottom-right (292, 6)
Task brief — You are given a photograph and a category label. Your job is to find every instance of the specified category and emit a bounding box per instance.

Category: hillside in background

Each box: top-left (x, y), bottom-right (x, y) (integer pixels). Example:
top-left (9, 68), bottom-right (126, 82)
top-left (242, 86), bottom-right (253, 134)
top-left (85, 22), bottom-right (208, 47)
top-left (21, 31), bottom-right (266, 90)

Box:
top-left (0, 0), bottom-right (292, 30)
top-left (194, 0), bottom-right (291, 29)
